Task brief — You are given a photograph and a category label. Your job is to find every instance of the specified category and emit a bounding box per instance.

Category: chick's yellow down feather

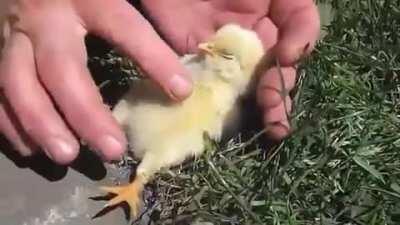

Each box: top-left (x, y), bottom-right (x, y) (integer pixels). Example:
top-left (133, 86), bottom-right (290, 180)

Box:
top-left (100, 24), bottom-right (265, 217)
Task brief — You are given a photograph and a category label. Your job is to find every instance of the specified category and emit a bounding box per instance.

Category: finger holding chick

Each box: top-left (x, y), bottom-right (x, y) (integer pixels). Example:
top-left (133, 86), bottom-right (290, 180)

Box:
top-left (256, 0), bottom-right (320, 140)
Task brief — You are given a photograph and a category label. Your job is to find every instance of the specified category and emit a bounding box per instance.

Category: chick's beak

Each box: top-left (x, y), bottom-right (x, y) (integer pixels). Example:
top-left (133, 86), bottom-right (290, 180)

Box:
top-left (198, 43), bottom-right (214, 56)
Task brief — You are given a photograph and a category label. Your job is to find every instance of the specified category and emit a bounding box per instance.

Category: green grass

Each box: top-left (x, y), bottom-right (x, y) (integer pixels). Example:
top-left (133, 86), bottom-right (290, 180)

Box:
top-left (89, 0), bottom-right (400, 224)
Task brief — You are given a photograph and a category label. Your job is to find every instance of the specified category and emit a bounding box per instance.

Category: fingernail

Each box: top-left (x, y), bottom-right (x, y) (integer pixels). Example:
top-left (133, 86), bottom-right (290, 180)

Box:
top-left (97, 135), bottom-right (125, 161)
top-left (43, 138), bottom-right (78, 164)
top-left (13, 142), bottom-right (34, 157)
top-left (303, 43), bottom-right (311, 54)
top-left (168, 74), bottom-right (192, 100)
top-left (264, 120), bottom-right (291, 141)
top-left (297, 42), bottom-right (311, 63)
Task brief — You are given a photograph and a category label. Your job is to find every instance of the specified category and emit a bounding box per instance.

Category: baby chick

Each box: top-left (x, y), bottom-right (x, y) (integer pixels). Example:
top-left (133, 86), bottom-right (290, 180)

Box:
top-left (100, 24), bottom-right (265, 217)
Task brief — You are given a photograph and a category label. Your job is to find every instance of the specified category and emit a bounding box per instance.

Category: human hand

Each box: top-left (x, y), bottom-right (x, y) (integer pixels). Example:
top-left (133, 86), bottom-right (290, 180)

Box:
top-left (0, 0), bottom-right (192, 164)
top-left (141, 0), bottom-right (320, 140)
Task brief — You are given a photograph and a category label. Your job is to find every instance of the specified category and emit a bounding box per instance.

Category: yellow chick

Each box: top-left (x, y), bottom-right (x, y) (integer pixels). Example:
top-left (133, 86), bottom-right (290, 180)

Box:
top-left (100, 24), bottom-right (265, 217)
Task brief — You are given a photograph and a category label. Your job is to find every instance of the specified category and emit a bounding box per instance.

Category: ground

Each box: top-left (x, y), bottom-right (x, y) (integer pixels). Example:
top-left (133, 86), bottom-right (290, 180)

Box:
top-left (0, 0), bottom-right (399, 225)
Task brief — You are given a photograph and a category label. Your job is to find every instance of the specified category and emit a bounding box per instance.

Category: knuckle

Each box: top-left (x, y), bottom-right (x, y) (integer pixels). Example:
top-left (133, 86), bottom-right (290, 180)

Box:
top-left (8, 0), bottom-right (82, 36)
top-left (258, 86), bottom-right (283, 108)
top-left (18, 112), bottom-right (42, 136)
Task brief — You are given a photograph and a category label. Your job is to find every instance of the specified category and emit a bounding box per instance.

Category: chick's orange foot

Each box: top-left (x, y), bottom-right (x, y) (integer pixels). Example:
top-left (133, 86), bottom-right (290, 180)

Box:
top-left (100, 177), bottom-right (144, 218)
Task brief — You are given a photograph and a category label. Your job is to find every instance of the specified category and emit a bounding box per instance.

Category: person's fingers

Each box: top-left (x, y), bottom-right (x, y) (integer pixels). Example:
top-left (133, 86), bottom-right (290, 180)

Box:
top-left (81, 0), bottom-right (192, 101)
top-left (263, 96), bottom-right (292, 140)
top-left (141, 0), bottom-right (217, 54)
top-left (256, 0), bottom-right (319, 140)
top-left (257, 66), bottom-right (296, 109)
top-left (253, 17), bottom-right (278, 51)
top-left (257, 66), bottom-right (296, 140)
top-left (0, 32), bottom-right (80, 164)
top-left (269, 0), bottom-right (320, 66)
top-left (32, 22), bottom-right (126, 162)
top-left (0, 102), bottom-right (36, 156)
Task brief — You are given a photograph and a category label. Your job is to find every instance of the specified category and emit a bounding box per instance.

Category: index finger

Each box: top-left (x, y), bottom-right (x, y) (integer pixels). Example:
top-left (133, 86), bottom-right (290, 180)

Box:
top-left (79, 0), bottom-right (193, 101)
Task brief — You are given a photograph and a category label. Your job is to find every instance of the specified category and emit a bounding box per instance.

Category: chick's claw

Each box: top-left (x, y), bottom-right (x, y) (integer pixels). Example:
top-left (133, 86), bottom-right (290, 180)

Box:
top-left (100, 179), bottom-right (144, 218)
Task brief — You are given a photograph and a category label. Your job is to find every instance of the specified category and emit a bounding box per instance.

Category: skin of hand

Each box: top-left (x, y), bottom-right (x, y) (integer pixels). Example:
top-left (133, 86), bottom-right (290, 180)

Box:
top-left (140, 0), bottom-right (321, 140)
top-left (0, 0), bottom-right (193, 164)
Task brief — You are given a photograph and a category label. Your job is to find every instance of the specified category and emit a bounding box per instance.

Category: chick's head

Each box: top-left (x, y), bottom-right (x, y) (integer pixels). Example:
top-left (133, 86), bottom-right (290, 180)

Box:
top-left (199, 24), bottom-right (264, 75)
top-left (198, 24), bottom-right (265, 92)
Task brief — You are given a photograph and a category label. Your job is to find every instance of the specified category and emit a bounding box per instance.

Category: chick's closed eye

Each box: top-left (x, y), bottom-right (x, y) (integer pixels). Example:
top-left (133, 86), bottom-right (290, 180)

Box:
top-left (220, 50), bottom-right (235, 60)
top-left (198, 42), bottom-right (234, 60)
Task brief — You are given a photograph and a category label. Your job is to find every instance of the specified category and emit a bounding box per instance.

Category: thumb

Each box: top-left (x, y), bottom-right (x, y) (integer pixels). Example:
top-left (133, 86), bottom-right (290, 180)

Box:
top-left (270, 0), bottom-right (321, 66)
top-left (80, 0), bottom-right (192, 101)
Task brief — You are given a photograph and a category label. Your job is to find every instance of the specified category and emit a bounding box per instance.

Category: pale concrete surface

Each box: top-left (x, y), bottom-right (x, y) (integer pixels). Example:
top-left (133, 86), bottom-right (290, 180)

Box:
top-left (0, 142), bottom-right (130, 225)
